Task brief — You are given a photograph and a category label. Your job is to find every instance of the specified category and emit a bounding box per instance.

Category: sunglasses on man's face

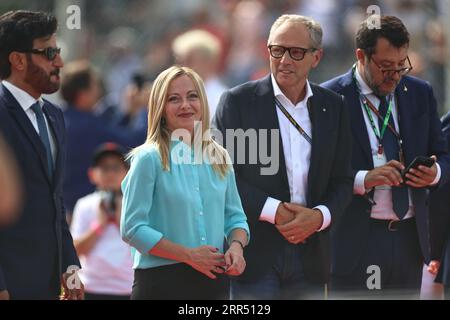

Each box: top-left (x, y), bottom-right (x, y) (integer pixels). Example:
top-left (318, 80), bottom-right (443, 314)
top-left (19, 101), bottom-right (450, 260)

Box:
top-left (21, 47), bottom-right (61, 61)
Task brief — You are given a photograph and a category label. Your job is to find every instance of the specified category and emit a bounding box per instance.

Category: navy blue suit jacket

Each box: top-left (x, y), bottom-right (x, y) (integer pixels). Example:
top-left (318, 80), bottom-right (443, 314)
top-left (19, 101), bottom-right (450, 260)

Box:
top-left (0, 84), bottom-right (80, 299)
top-left (213, 75), bottom-right (353, 284)
top-left (322, 69), bottom-right (450, 276)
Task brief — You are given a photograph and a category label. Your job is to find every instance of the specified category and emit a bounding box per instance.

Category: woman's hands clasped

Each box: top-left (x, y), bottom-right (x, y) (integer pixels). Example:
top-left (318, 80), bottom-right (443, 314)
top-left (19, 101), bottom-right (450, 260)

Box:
top-left (186, 245), bottom-right (227, 279)
top-left (186, 244), bottom-right (246, 279)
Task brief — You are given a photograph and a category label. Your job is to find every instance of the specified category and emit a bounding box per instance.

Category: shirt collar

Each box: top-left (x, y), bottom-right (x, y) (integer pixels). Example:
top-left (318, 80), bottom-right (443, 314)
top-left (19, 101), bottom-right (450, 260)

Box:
top-left (354, 64), bottom-right (373, 96)
top-left (2, 80), bottom-right (43, 112)
top-left (270, 74), bottom-right (313, 108)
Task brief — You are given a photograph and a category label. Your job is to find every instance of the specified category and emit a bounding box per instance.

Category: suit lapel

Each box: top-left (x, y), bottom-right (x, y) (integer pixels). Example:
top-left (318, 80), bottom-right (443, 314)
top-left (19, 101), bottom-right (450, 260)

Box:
top-left (307, 86), bottom-right (335, 205)
top-left (255, 76), bottom-right (289, 192)
top-left (395, 79), bottom-right (414, 164)
top-left (341, 71), bottom-right (373, 165)
top-left (1, 85), bottom-right (52, 183)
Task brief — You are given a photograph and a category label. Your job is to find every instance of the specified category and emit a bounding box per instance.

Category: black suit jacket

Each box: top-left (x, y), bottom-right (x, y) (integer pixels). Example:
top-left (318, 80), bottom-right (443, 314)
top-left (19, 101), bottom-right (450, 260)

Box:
top-left (213, 75), bottom-right (353, 284)
top-left (0, 84), bottom-right (80, 299)
top-left (429, 112), bottom-right (450, 285)
top-left (322, 69), bottom-right (450, 276)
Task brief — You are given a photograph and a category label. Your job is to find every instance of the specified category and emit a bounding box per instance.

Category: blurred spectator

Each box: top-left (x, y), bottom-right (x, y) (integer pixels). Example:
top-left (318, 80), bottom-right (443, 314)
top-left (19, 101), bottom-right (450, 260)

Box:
top-left (172, 29), bottom-right (228, 120)
top-left (104, 27), bottom-right (142, 113)
top-left (114, 73), bottom-right (151, 131)
top-left (408, 49), bottom-right (425, 77)
top-left (424, 19), bottom-right (447, 115)
top-left (384, 0), bottom-right (429, 45)
top-left (188, 6), bottom-right (231, 74)
top-left (296, 0), bottom-right (350, 83)
top-left (224, 0), bottom-right (269, 85)
top-left (71, 143), bottom-right (133, 300)
top-left (296, 0), bottom-right (340, 50)
top-left (142, 39), bottom-right (174, 83)
top-left (61, 60), bottom-right (145, 217)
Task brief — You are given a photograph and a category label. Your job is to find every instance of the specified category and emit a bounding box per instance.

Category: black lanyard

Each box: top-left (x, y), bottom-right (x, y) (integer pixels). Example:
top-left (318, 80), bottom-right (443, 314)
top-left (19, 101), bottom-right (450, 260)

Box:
top-left (274, 97), bottom-right (312, 145)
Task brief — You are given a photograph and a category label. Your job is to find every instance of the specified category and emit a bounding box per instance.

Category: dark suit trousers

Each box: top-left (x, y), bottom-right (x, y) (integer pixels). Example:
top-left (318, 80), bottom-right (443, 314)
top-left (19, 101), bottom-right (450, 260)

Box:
top-left (131, 263), bottom-right (229, 300)
top-left (331, 217), bottom-right (423, 299)
top-left (231, 242), bottom-right (325, 300)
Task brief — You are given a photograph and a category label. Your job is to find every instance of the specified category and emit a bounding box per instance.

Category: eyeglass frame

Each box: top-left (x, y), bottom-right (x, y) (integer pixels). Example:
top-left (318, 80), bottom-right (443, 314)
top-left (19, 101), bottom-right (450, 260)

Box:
top-left (268, 45), bottom-right (318, 61)
top-left (19, 47), bottom-right (61, 61)
top-left (369, 55), bottom-right (413, 78)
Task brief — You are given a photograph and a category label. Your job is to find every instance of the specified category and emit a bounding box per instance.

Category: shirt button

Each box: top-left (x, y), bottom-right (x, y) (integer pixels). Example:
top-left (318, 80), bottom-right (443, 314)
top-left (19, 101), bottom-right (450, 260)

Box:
top-left (199, 211), bottom-right (203, 215)
top-left (196, 187), bottom-right (199, 191)
top-left (201, 237), bottom-right (205, 241)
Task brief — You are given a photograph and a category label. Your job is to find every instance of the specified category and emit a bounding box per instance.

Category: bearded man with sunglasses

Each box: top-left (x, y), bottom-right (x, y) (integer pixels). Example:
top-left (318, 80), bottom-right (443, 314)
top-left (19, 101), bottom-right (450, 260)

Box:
top-left (0, 10), bottom-right (83, 299)
top-left (214, 14), bottom-right (353, 299)
top-left (322, 15), bottom-right (450, 299)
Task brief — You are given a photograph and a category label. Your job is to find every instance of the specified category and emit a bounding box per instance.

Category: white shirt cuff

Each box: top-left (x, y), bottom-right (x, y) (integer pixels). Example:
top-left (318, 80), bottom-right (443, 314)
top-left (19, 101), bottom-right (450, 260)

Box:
top-left (430, 163), bottom-right (441, 185)
top-left (259, 197), bottom-right (281, 224)
top-left (313, 205), bottom-right (331, 231)
top-left (354, 170), bottom-right (369, 195)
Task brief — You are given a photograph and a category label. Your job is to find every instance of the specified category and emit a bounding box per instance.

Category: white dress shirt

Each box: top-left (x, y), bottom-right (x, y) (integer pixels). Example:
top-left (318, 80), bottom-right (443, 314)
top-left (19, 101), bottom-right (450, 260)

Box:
top-left (2, 80), bottom-right (57, 163)
top-left (205, 77), bottom-right (228, 122)
top-left (353, 66), bottom-right (441, 220)
top-left (258, 75), bottom-right (331, 231)
top-left (71, 192), bottom-right (133, 294)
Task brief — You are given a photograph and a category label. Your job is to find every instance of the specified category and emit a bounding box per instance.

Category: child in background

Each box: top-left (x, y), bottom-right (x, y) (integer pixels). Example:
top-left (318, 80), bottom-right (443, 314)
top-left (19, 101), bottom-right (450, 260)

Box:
top-left (70, 142), bottom-right (133, 300)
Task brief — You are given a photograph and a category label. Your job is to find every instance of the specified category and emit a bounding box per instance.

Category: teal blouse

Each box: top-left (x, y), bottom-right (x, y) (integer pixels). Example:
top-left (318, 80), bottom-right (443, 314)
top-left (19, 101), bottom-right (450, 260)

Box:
top-left (121, 142), bottom-right (250, 269)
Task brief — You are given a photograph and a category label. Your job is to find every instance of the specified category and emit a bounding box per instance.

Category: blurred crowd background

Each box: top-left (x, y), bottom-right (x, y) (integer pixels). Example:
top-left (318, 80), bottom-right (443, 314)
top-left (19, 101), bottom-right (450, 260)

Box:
top-left (2, 0), bottom-right (449, 114)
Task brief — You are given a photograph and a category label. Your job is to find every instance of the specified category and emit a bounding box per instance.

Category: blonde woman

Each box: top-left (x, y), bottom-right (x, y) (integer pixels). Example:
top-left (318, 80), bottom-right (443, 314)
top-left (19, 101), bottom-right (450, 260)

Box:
top-left (121, 66), bottom-right (249, 300)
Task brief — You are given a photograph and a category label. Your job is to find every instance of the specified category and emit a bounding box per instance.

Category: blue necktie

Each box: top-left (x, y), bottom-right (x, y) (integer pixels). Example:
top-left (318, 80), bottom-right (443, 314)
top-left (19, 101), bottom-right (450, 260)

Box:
top-left (377, 96), bottom-right (408, 219)
top-left (31, 102), bottom-right (54, 178)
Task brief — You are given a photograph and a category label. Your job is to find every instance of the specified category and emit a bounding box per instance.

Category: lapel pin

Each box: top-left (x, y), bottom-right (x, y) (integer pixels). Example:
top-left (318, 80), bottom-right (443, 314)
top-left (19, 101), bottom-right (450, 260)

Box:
top-left (322, 108), bottom-right (326, 112)
top-left (404, 85), bottom-right (407, 92)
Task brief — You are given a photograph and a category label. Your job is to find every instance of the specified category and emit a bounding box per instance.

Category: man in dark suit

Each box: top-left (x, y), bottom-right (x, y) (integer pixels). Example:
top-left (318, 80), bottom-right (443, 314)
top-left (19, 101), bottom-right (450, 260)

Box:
top-left (0, 10), bottom-right (83, 300)
top-left (322, 15), bottom-right (450, 298)
top-left (213, 14), bottom-right (353, 299)
top-left (429, 112), bottom-right (450, 299)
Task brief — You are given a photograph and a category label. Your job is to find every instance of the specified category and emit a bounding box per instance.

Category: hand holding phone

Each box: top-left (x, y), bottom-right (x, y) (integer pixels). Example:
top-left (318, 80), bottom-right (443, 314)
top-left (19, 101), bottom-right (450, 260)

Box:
top-left (401, 156), bottom-right (435, 181)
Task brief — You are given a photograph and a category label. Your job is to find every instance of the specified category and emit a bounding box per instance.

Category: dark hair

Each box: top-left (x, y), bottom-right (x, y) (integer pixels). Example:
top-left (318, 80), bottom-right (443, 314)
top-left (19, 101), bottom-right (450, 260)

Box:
top-left (61, 61), bottom-right (96, 105)
top-left (92, 142), bottom-right (129, 168)
top-left (0, 10), bottom-right (58, 79)
top-left (356, 15), bottom-right (409, 57)
top-left (131, 73), bottom-right (148, 90)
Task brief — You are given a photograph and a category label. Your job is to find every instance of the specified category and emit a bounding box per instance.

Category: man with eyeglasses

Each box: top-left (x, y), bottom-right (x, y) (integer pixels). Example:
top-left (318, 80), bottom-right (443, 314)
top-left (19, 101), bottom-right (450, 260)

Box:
top-left (0, 10), bottom-right (83, 299)
top-left (322, 15), bottom-right (450, 299)
top-left (214, 14), bottom-right (353, 299)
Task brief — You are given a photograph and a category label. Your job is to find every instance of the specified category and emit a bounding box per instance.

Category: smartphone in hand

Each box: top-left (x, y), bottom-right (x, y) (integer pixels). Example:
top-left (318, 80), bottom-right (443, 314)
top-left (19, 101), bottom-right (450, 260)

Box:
top-left (401, 156), bottom-right (435, 180)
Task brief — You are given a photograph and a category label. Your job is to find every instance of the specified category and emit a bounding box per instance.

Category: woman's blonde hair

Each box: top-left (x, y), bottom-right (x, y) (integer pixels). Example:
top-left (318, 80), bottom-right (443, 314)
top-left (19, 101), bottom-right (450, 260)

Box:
top-left (129, 65), bottom-right (230, 177)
